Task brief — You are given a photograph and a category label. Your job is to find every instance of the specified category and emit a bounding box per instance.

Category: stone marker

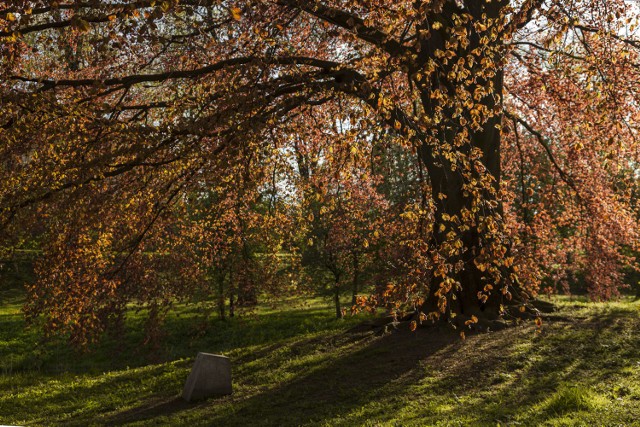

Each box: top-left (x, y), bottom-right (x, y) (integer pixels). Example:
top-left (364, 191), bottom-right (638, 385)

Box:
top-left (182, 353), bottom-right (232, 401)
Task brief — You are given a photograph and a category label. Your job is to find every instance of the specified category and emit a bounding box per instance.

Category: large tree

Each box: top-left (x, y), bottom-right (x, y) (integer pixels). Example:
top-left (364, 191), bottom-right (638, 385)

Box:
top-left (1, 0), bottom-right (639, 340)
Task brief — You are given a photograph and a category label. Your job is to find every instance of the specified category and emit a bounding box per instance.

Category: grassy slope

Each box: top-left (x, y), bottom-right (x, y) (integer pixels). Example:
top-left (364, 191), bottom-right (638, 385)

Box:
top-left (1, 284), bottom-right (639, 427)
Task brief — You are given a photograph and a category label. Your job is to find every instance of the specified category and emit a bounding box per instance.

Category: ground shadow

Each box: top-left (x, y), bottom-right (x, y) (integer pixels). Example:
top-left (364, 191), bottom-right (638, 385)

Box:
top-left (102, 325), bottom-right (461, 426)
top-left (100, 309), bottom-right (640, 426)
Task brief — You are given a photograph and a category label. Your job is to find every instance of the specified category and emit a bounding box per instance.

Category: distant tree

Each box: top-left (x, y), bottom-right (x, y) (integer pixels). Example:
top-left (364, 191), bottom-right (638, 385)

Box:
top-left (299, 173), bottom-right (388, 319)
top-left (285, 104), bottom-right (387, 318)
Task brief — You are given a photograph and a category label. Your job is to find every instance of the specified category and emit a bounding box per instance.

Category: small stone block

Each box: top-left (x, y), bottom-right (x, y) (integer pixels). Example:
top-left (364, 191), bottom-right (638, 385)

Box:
top-left (182, 353), bottom-right (232, 401)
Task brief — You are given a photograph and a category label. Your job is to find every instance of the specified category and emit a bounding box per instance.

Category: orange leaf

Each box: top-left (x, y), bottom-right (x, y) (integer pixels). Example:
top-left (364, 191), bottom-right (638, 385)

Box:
top-left (231, 7), bottom-right (242, 21)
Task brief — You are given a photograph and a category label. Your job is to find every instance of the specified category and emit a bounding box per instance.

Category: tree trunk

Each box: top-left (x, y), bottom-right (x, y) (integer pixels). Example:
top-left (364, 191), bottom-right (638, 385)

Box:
top-left (216, 271), bottom-right (226, 321)
top-left (418, 0), bottom-right (511, 323)
top-left (229, 293), bottom-right (235, 318)
top-left (229, 269), bottom-right (235, 318)
top-left (351, 252), bottom-right (359, 307)
top-left (333, 274), bottom-right (343, 319)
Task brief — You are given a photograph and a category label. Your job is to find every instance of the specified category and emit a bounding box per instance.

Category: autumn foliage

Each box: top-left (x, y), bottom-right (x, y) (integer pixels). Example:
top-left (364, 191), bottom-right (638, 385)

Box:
top-left (1, 0), bottom-right (639, 345)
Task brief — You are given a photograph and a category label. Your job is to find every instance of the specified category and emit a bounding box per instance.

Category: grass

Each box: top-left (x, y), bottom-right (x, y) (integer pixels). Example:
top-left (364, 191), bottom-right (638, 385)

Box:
top-left (1, 281), bottom-right (640, 426)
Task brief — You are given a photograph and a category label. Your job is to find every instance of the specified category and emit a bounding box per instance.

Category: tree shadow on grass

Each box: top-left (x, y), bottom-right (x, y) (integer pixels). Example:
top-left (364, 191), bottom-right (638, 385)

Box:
top-left (404, 311), bottom-right (640, 426)
top-left (0, 303), bottom-right (362, 377)
top-left (106, 396), bottom-right (194, 424)
top-left (102, 326), bottom-right (461, 426)
top-left (101, 309), bottom-right (640, 426)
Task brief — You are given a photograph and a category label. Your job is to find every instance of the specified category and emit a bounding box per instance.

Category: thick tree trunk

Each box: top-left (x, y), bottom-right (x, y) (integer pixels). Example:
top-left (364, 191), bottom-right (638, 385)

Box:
top-left (421, 101), bottom-right (505, 321)
top-left (418, 0), bottom-right (510, 323)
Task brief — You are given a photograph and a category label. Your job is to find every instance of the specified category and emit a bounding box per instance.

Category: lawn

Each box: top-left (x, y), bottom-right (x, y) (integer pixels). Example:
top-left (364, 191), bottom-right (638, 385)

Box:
top-left (1, 282), bottom-right (639, 426)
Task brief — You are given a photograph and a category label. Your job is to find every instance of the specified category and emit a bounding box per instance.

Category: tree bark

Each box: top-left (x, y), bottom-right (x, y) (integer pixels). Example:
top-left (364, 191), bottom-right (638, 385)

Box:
top-left (419, 0), bottom-right (510, 322)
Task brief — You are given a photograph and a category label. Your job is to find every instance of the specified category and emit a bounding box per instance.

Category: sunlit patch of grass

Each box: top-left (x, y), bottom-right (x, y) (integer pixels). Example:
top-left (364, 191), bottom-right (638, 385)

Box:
top-left (543, 385), bottom-right (608, 415)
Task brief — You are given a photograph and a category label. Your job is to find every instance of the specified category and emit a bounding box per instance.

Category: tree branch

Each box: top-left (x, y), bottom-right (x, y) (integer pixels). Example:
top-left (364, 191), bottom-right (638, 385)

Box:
top-left (278, 0), bottom-right (408, 56)
top-left (504, 110), bottom-right (580, 197)
top-left (505, 0), bottom-right (546, 34)
top-left (11, 56), bottom-right (343, 90)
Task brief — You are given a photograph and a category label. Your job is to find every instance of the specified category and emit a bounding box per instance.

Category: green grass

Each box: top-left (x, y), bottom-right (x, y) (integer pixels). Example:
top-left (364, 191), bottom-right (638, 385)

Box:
top-left (1, 283), bottom-right (640, 426)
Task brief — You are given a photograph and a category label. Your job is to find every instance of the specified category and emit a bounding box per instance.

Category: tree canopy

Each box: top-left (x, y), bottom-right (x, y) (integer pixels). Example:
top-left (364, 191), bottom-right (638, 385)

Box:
top-left (1, 0), bottom-right (639, 345)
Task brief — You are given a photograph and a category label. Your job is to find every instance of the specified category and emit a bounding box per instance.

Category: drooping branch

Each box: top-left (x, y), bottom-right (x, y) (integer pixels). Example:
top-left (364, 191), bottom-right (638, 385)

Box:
top-left (2, 70), bottom-right (343, 213)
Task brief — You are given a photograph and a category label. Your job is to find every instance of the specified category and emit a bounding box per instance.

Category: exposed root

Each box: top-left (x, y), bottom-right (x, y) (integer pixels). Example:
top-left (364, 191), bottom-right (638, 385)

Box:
top-left (451, 315), bottom-right (510, 332)
top-left (348, 299), bottom-right (557, 337)
top-left (530, 298), bottom-right (557, 313)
